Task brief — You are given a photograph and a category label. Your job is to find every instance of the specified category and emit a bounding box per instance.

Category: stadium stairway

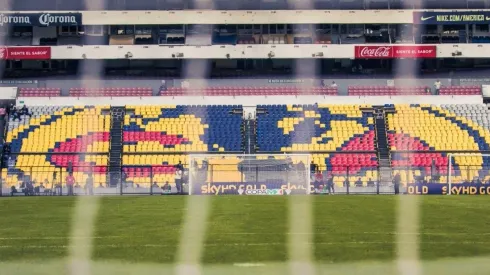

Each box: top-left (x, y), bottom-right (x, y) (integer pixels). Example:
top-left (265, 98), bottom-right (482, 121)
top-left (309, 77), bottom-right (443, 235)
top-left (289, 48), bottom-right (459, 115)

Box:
top-left (374, 106), bottom-right (392, 185)
top-left (108, 107), bottom-right (125, 186)
top-left (244, 117), bottom-right (256, 154)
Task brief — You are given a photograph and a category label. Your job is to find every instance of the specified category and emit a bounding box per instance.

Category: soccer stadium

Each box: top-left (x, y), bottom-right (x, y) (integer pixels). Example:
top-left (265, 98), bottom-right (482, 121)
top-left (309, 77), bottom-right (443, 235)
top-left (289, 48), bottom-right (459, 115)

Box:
top-left (2, 1), bottom-right (490, 274)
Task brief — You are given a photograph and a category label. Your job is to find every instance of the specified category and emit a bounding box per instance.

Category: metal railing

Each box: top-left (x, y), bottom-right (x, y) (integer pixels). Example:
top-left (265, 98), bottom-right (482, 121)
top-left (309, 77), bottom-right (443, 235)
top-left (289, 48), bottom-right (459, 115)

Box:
top-left (4, 164), bottom-right (487, 196)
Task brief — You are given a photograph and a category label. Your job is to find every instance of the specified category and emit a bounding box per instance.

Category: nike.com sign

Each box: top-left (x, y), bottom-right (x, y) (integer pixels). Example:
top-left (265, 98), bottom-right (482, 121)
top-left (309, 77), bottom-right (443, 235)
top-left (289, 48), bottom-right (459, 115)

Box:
top-left (414, 11), bottom-right (490, 25)
top-left (0, 13), bottom-right (81, 26)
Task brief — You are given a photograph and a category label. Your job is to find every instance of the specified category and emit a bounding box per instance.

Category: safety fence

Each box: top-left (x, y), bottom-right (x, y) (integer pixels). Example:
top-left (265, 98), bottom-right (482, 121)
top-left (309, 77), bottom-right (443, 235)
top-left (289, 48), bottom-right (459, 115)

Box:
top-left (2, 164), bottom-right (488, 196)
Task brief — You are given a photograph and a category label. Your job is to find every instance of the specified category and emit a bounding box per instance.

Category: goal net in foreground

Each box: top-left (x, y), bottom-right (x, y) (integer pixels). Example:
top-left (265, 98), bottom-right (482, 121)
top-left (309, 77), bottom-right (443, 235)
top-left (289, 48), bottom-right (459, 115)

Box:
top-left (188, 154), bottom-right (311, 195)
top-left (447, 153), bottom-right (490, 195)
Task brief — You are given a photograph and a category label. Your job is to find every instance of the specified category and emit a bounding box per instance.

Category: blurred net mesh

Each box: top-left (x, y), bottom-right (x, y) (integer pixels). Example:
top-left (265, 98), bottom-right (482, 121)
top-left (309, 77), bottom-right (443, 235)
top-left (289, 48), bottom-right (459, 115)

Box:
top-left (4, 0), bottom-right (488, 274)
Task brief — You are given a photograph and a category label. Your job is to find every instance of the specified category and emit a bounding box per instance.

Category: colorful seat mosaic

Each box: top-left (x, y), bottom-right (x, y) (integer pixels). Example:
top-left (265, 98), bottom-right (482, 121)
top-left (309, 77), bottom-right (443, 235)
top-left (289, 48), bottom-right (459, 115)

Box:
top-left (3, 106), bottom-right (111, 187)
top-left (386, 104), bottom-right (490, 184)
top-left (256, 104), bottom-right (378, 186)
top-left (121, 105), bottom-right (243, 187)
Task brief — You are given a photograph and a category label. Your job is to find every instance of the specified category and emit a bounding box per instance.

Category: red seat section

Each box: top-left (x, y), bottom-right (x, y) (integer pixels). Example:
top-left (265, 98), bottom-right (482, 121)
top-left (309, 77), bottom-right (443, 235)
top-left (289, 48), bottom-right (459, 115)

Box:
top-left (348, 86), bottom-right (429, 96)
top-left (348, 85), bottom-right (481, 96)
top-left (160, 87), bottom-right (338, 96)
top-left (329, 153), bottom-right (378, 175)
top-left (18, 88), bottom-right (61, 97)
top-left (122, 166), bottom-right (178, 177)
top-left (123, 132), bottom-right (189, 145)
top-left (69, 87), bottom-right (153, 97)
top-left (52, 132), bottom-right (110, 153)
top-left (439, 86), bottom-right (481, 95)
top-left (50, 155), bottom-right (108, 173)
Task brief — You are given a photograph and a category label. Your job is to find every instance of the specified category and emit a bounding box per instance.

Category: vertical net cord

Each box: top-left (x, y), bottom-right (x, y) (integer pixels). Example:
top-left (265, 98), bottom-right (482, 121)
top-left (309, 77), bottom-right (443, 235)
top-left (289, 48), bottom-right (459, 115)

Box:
top-left (175, 1), bottom-right (214, 274)
top-left (288, 195), bottom-right (315, 275)
top-left (68, 196), bottom-right (101, 275)
top-left (396, 195), bottom-right (421, 275)
top-left (286, 0), bottom-right (317, 270)
top-left (0, 0), bottom-right (11, 79)
top-left (174, 196), bottom-right (211, 275)
top-left (68, 1), bottom-right (106, 275)
top-left (395, 1), bottom-right (422, 274)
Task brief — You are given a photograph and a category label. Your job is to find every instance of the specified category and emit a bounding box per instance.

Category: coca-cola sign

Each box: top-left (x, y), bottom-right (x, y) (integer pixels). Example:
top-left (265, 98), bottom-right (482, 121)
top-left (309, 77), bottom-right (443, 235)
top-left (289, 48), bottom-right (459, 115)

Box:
top-left (393, 46), bottom-right (437, 58)
top-left (355, 46), bottom-right (437, 59)
top-left (356, 46), bottom-right (393, 59)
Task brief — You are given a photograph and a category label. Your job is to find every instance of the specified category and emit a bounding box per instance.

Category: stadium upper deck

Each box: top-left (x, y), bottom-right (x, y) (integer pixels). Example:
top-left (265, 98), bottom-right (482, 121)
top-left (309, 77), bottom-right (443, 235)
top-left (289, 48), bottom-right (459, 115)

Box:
top-left (5, 0), bottom-right (490, 10)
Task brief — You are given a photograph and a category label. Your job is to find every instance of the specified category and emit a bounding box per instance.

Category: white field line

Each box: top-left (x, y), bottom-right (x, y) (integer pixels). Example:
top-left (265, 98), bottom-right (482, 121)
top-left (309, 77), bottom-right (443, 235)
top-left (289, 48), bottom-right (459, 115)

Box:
top-left (68, 196), bottom-right (101, 275)
top-left (1, 240), bottom-right (489, 250)
top-left (0, 231), bottom-right (487, 241)
top-left (3, 256), bottom-right (490, 275)
top-left (233, 263), bottom-right (267, 267)
top-left (175, 196), bottom-right (211, 275)
top-left (288, 196), bottom-right (315, 275)
top-left (397, 195), bottom-right (421, 275)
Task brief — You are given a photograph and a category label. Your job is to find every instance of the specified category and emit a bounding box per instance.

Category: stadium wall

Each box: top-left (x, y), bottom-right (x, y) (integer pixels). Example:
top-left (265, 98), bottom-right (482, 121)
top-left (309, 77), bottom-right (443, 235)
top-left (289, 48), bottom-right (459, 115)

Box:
top-left (0, 78), bottom-right (459, 95)
top-left (44, 44), bottom-right (490, 59)
top-left (0, 10), bottom-right (414, 24)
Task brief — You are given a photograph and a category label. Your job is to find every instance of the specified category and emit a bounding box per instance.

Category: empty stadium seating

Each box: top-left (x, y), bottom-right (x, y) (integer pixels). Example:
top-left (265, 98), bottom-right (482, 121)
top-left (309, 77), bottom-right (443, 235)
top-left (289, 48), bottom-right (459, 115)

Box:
top-left (349, 85), bottom-right (482, 96)
top-left (123, 105), bottom-right (242, 152)
top-left (69, 87), bottom-right (153, 97)
top-left (121, 105), bottom-right (243, 186)
top-left (4, 101), bottom-right (490, 190)
top-left (18, 88), bottom-right (61, 97)
top-left (439, 86), bottom-right (481, 95)
top-left (160, 87), bottom-right (338, 96)
top-left (387, 104), bottom-right (490, 184)
top-left (256, 104), bottom-right (378, 186)
top-left (349, 86), bottom-right (430, 95)
top-left (122, 154), bottom-right (185, 185)
top-left (312, 153), bottom-right (379, 186)
top-left (3, 106), bottom-right (111, 186)
top-left (256, 104), bottom-right (375, 152)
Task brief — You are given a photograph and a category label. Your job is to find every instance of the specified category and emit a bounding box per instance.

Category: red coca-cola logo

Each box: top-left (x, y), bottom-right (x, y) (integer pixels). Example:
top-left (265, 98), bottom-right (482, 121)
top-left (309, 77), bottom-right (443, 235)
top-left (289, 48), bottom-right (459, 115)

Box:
top-left (355, 45), bottom-right (436, 59)
top-left (357, 46), bottom-right (392, 58)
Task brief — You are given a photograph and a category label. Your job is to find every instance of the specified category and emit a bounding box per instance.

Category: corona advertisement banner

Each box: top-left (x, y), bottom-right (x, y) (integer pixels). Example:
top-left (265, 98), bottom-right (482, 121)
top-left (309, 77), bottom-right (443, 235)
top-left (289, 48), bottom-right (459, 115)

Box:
top-left (0, 13), bottom-right (82, 26)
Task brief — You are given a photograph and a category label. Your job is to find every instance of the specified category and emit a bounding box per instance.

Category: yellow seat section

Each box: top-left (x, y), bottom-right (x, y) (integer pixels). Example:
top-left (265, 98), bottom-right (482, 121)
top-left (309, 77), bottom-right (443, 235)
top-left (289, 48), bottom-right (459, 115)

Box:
top-left (5, 106), bottom-right (111, 188)
top-left (388, 104), bottom-right (490, 184)
top-left (7, 106), bottom-right (111, 153)
top-left (122, 154), bottom-right (187, 187)
top-left (1, 155), bottom-right (107, 188)
top-left (123, 105), bottom-right (241, 154)
top-left (387, 105), bottom-right (488, 152)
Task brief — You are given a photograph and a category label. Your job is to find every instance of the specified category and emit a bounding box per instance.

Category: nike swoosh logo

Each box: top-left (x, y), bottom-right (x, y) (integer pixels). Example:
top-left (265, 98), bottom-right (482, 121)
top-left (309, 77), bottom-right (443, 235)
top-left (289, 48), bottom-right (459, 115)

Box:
top-left (486, 16), bottom-right (490, 20)
top-left (421, 16), bottom-right (435, 21)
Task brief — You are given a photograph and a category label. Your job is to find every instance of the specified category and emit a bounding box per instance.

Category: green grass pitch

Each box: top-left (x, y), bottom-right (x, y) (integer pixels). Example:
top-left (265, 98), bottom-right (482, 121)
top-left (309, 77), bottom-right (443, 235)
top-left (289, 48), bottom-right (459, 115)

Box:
top-left (1, 196), bottom-right (490, 275)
